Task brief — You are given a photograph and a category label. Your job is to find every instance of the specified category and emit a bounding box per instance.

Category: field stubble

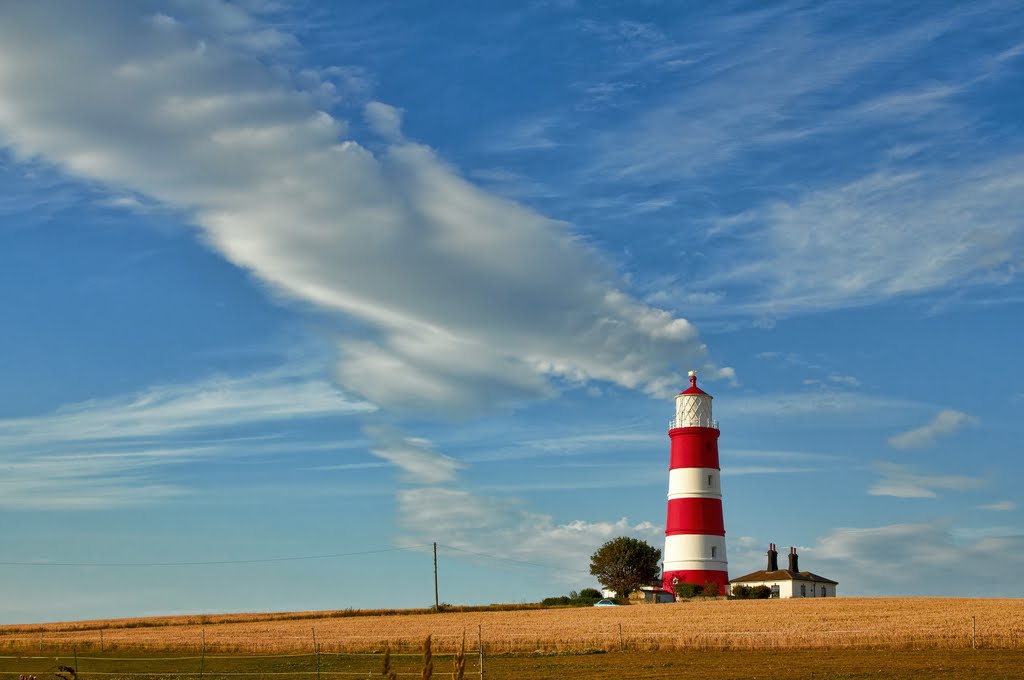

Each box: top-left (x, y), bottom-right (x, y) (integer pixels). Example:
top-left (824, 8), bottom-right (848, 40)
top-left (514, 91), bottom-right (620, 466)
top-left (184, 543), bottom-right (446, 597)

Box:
top-left (1, 598), bottom-right (1023, 655)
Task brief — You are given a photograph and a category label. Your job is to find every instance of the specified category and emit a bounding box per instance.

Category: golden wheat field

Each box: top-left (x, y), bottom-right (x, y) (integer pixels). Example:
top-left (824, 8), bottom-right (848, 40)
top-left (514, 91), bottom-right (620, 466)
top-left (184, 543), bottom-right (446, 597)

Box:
top-left (2, 598), bottom-right (1023, 654)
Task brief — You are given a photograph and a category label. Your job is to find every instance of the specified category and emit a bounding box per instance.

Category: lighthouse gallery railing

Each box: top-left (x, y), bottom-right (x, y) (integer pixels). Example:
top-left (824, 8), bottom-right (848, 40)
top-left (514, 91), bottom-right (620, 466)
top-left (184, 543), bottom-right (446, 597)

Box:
top-left (669, 418), bottom-right (719, 430)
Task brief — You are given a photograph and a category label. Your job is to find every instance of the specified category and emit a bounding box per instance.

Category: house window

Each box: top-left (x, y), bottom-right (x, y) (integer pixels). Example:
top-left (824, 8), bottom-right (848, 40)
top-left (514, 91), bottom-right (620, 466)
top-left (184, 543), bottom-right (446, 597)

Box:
top-left (771, 585), bottom-right (779, 598)
top-left (800, 584), bottom-right (806, 597)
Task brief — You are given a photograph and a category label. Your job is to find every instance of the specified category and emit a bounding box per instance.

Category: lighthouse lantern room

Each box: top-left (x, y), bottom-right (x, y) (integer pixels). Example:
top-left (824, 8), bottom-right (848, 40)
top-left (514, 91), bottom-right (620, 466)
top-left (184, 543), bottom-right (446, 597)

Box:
top-left (662, 371), bottom-right (729, 596)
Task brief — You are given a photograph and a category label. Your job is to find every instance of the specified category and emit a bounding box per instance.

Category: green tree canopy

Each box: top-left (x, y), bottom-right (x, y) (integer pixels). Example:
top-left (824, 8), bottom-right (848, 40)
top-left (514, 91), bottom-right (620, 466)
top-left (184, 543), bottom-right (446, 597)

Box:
top-left (589, 536), bottom-right (661, 601)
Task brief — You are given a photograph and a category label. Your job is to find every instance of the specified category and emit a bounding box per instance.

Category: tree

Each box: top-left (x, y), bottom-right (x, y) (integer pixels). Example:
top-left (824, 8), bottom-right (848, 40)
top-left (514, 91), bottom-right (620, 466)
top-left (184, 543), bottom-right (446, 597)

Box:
top-left (589, 537), bottom-right (661, 601)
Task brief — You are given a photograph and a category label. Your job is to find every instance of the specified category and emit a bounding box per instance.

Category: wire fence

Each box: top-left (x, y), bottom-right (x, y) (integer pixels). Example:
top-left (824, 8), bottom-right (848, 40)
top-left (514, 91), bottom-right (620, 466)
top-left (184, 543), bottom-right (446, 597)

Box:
top-left (0, 622), bottom-right (1019, 680)
top-left (2, 620), bottom-right (1024, 680)
top-left (1, 616), bottom-right (1022, 656)
top-left (0, 650), bottom-right (481, 680)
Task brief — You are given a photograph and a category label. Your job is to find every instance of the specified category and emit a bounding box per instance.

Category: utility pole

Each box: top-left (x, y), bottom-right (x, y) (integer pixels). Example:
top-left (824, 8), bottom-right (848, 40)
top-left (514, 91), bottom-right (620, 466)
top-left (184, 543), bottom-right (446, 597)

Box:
top-left (434, 541), bottom-right (440, 611)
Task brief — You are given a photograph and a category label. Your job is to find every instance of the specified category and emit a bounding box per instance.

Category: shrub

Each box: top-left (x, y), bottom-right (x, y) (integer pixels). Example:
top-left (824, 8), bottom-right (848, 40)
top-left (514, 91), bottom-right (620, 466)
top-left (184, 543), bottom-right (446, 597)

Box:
top-left (673, 582), bottom-right (704, 599)
top-left (732, 584), bottom-right (772, 599)
top-left (541, 590), bottom-right (604, 607)
top-left (541, 596), bottom-right (572, 606)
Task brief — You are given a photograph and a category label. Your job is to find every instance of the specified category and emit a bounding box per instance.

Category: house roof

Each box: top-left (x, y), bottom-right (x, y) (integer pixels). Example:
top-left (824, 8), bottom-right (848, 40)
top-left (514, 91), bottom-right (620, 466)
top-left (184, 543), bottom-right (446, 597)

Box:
top-left (678, 372), bottom-right (711, 397)
top-left (730, 569), bottom-right (838, 585)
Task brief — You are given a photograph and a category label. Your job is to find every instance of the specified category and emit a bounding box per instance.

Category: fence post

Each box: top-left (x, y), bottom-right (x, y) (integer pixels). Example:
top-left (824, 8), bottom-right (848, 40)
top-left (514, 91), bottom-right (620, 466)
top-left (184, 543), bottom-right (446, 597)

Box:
top-left (74, 647), bottom-right (78, 678)
top-left (199, 627), bottom-right (205, 680)
top-left (312, 627), bottom-right (322, 680)
top-left (972, 616), bottom-right (977, 650)
top-left (478, 624), bottom-right (484, 680)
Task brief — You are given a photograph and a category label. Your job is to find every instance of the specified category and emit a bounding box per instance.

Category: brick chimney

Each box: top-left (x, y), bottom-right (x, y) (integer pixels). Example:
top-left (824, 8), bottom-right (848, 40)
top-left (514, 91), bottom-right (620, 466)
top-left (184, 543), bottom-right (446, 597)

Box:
top-left (767, 543), bottom-right (778, 571)
top-left (788, 546), bottom-right (799, 573)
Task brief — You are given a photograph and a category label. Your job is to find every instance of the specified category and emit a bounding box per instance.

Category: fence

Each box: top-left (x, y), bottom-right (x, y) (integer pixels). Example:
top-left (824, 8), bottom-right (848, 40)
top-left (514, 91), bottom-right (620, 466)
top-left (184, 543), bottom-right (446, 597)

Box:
top-left (1, 617), bottom-right (1022, 656)
top-left (0, 650), bottom-right (480, 680)
top-left (2, 618), bottom-right (1024, 680)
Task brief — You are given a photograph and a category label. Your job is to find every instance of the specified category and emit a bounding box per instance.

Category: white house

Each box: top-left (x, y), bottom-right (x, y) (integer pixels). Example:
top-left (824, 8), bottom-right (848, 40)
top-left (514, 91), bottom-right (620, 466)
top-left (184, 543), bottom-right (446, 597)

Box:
top-left (729, 544), bottom-right (838, 598)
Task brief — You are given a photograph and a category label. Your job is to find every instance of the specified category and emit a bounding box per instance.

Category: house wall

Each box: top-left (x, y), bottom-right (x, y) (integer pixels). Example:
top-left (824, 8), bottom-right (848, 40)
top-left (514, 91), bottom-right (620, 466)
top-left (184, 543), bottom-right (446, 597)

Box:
top-left (731, 579), bottom-right (837, 599)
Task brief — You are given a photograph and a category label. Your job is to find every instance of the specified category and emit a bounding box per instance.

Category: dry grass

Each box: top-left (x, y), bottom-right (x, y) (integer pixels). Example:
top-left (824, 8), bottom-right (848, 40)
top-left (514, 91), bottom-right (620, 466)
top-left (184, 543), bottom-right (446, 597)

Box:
top-left (2, 598), bottom-right (1022, 654)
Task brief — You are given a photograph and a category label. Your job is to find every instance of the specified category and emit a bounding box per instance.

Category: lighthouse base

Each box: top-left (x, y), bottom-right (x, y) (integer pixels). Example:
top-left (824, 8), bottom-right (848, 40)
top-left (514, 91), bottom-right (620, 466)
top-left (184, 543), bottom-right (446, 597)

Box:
top-left (663, 569), bottom-right (729, 597)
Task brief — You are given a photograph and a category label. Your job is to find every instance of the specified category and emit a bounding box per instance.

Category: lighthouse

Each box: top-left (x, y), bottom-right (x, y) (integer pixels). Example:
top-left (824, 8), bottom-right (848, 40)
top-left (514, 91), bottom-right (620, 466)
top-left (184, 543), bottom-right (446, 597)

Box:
top-left (662, 371), bottom-right (729, 596)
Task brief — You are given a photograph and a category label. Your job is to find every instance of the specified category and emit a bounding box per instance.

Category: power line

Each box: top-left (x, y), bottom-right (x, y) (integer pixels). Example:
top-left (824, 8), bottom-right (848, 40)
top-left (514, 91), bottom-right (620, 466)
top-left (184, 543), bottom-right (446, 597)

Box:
top-left (0, 546), bottom-right (429, 568)
top-left (436, 543), bottom-right (591, 577)
top-left (1, 542), bottom-right (593, 579)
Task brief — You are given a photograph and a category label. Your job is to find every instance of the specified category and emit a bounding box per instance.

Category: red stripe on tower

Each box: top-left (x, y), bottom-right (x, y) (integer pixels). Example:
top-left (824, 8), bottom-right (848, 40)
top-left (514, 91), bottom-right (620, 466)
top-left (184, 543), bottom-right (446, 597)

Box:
top-left (662, 371), bottom-right (729, 596)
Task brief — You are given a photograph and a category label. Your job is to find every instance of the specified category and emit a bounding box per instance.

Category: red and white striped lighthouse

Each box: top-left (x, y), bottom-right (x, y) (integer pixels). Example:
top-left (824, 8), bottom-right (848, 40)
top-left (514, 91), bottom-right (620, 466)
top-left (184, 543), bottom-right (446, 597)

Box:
top-left (662, 370), bottom-right (729, 596)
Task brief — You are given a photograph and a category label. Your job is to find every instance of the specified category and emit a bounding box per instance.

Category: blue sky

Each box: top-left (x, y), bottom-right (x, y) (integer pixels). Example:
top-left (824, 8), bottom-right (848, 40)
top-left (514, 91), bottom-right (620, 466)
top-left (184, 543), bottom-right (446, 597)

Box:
top-left (1, 1), bottom-right (1023, 624)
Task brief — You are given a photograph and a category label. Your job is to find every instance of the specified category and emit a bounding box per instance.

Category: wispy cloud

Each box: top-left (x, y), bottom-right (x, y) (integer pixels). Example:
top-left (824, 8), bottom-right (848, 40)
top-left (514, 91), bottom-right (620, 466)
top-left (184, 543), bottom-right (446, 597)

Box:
top-left (888, 409), bottom-right (979, 449)
top-left (0, 3), bottom-right (729, 419)
top-left (0, 366), bottom-right (373, 448)
top-left (978, 500), bottom-right (1017, 512)
top-left (588, 4), bottom-right (966, 182)
top-left (868, 462), bottom-right (986, 499)
top-left (562, 4), bottom-right (1024, 320)
top-left (724, 466), bottom-right (824, 476)
top-left (0, 365), bottom-right (373, 509)
top-left (723, 389), bottom-right (912, 419)
top-left (481, 116), bottom-right (565, 152)
top-left (465, 430), bottom-right (659, 463)
top-left (709, 161), bottom-right (1024, 315)
top-left (723, 448), bottom-right (843, 476)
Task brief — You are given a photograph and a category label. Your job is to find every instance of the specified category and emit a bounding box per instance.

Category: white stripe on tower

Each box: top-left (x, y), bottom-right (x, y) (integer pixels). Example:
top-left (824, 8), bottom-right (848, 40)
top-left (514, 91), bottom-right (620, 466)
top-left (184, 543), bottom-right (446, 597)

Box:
top-left (662, 371), bottom-right (729, 596)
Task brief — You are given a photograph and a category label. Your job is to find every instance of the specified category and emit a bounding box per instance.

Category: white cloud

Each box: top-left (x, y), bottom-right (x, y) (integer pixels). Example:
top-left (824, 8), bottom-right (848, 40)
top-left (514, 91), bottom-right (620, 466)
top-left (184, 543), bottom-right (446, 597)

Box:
top-left (396, 485), bottom-right (661, 580)
top-left (888, 409), bottom-right (979, 449)
top-left (364, 101), bottom-right (404, 140)
top-left (365, 425), bottom-right (463, 484)
top-left (0, 3), bottom-right (719, 416)
top-left (868, 462), bottom-right (986, 499)
top-left (978, 500), bottom-right (1017, 512)
top-left (701, 364), bottom-right (738, 386)
top-left (806, 520), bottom-right (1024, 595)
